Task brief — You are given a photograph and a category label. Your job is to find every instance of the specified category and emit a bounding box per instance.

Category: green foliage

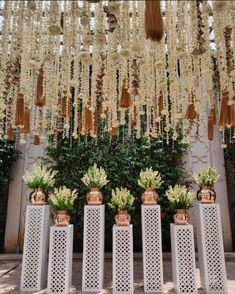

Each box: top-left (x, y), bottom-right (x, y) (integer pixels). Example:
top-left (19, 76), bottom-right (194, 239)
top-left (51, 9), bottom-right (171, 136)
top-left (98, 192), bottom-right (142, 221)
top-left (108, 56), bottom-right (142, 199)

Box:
top-left (0, 138), bottom-right (21, 187)
top-left (43, 134), bottom-right (188, 251)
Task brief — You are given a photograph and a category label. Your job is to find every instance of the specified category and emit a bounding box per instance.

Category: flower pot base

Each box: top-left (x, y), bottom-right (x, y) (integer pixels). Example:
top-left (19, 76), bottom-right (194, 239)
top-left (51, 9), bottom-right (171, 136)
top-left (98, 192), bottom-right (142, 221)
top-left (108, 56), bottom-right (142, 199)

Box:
top-left (54, 210), bottom-right (70, 226)
top-left (87, 188), bottom-right (103, 205)
top-left (174, 209), bottom-right (188, 225)
top-left (141, 188), bottom-right (157, 205)
top-left (115, 210), bottom-right (131, 226)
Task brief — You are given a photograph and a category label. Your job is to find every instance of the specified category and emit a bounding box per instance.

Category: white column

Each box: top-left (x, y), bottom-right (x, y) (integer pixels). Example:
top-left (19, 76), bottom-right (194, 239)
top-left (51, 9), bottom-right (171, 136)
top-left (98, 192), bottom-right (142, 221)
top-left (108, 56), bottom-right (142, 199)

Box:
top-left (47, 225), bottom-right (73, 294)
top-left (20, 205), bottom-right (50, 291)
top-left (141, 205), bottom-right (163, 293)
top-left (113, 225), bottom-right (134, 294)
top-left (170, 223), bottom-right (197, 294)
top-left (195, 203), bottom-right (228, 294)
top-left (82, 205), bottom-right (105, 292)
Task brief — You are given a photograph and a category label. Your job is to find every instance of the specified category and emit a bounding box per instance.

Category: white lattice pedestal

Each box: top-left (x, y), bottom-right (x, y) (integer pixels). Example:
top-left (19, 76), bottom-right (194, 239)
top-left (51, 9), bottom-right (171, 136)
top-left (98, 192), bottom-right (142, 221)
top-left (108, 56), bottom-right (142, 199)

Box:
top-left (195, 203), bottom-right (227, 294)
top-left (82, 205), bottom-right (105, 292)
top-left (141, 205), bottom-right (163, 293)
top-left (47, 225), bottom-right (73, 294)
top-left (113, 225), bottom-right (134, 294)
top-left (20, 205), bottom-right (50, 291)
top-left (170, 224), bottom-right (197, 294)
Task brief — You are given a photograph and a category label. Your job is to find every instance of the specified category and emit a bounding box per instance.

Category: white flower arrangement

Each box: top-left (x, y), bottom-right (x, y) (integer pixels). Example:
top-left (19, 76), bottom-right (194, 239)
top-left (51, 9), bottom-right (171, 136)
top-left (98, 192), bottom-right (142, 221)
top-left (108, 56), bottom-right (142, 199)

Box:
top-left (49, 186), bottom-right (77, 211)
top-left (23, 164), bottom-right (57, 192)
top-left (81, 163), bottom-right (109, 189)
top-left (108, 187), bottom-right (135, 211)
top-left (166, 184), bottom-right (194, 210)
top-left (193, 166), bottom-right (219, 187)
top-left (138, 167), bottom-right (163, 189)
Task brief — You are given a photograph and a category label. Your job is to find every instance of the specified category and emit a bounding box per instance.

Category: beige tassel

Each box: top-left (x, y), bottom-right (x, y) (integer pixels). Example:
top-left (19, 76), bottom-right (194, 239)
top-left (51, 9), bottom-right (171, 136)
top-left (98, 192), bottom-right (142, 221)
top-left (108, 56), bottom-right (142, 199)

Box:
top-left (15, 93), bottom-right (25, 125)
top-left (145, 0), bottom-right (164, 42)
top-left (34, 134), bottom-right (40, 145)
top-left (22, 106), bottom-right (30, 134)
top-left (35, 65), bottom-right (46, 106)
top-left (7, 126), bottom-right (15, 142)
top-left (119, 79), bottom-right (132, 108)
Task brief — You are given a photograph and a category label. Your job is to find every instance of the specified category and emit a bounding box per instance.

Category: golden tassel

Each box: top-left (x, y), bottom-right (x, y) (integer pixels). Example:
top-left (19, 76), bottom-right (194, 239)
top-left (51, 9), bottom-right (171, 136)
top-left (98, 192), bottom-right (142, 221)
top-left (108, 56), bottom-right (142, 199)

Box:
top-left (15, 93), bottom-right (25, 125)
top-left (230, 103), bottom-right (235, 127)
top-left (7, 126), bottom-right (15, 142)
top-left (156, 91), bottom-right (164, 117)
top-left (208, 107), bottom-right (215, 141)
top-left (110, 127), bottom-right (118, 136)
top-left (60, 91), bottom-right (70, 118)
top-left (184, 103), bottom-right (197, 120)
top-left (119, 79), bottom-right (132, 108)
top-left (22, 106), bottom-right (30, 134)
top-left (92, 109), bottom-right (98, 135)
top-left (131, 105), bottom-right (137, 127)
top-left (35, 66), bottom-right (46, 106)
top-left (34, 134), bottom-right (40, 145)
top-left (84, 107), bottom-right (93, 131)
top-left (145, 0), bottom-right (164, 42)
top-left (218, 91), bottom-right (231, 127)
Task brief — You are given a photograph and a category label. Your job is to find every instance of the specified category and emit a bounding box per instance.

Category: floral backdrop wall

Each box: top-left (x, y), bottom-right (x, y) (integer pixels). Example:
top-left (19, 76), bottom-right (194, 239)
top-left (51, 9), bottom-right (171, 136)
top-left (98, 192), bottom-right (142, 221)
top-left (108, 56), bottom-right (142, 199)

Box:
top-left (0, 0), bottom-right (234, 147)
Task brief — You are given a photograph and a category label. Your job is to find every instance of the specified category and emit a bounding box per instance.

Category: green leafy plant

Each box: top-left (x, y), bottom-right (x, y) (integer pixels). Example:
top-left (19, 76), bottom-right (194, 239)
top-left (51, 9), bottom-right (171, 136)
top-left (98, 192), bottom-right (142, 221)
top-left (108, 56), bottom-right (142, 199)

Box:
top-left (49, 186), bottom-right (77, 211)
top-left (23, 164), bottom-right (57, 192)
top-left (166, 184), bottom-right (194, 211)
top-left (108, 187), bottom-right (135, 212)
top-left (193, 166), bottom-right (219, 187)
top-left (138, 167), bottom-right (163, 189)
top-left (0, 138), bottom-right (21, 187)
top-left (81, 163), bottom-right (109, 189)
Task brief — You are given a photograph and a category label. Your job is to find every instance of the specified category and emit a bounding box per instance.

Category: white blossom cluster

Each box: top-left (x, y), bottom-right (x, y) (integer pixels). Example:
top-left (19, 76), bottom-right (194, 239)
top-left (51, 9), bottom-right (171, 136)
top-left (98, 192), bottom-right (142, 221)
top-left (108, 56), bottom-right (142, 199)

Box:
top-left (193, 166), bottom-right (219, 187)
top-left (138, 167), bottom-right (163, 189)
top-left (81, 163), bottom-right (109, 189)
top-left (109, 187), bottom-right (134, 211)
top-left (23, 164), bottom-right (57, 191)
top-left (49, 186), bottom-right (77, 211)
top-left (166, 184), bottom-right (194, 210)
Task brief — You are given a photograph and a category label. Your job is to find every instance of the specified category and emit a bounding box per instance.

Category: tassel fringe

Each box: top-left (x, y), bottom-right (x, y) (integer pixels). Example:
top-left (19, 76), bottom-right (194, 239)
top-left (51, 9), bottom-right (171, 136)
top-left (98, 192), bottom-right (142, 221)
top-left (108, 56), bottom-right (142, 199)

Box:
top-left (15, 93), bottom-right (25, 125)
top-left (145, 0), bottom-right (164, 42)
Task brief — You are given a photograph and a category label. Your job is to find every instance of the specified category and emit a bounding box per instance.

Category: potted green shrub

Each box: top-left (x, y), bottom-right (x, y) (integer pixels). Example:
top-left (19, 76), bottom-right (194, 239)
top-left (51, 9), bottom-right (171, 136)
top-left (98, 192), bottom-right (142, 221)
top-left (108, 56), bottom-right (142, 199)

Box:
top-left (81, 163), bottom-right (109, 205)
top-left (108, 187), bottom-right (135, 226)
top-left (49, 186), bottom-right (77, 226)
top-left (23, 164), bottom-right (57, 204)
top-left (166, 184), bottom-right (194, 225)
top-left (138, 167), bottom-right (163, 205)
top-left (193, 166), bottom-right (219, 203)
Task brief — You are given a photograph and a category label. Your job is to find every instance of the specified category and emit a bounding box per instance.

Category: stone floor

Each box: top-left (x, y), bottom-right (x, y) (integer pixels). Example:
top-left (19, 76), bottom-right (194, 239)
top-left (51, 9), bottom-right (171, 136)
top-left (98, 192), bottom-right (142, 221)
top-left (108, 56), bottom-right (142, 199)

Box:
top-left (0, 257), bottom-right (235, 293)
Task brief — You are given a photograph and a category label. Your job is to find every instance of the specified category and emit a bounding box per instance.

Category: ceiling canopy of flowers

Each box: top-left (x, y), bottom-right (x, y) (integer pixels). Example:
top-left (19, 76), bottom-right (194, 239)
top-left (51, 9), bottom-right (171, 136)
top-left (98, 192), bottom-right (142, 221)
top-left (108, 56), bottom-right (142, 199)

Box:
top-left (0, 0), bottom-right (234, 146)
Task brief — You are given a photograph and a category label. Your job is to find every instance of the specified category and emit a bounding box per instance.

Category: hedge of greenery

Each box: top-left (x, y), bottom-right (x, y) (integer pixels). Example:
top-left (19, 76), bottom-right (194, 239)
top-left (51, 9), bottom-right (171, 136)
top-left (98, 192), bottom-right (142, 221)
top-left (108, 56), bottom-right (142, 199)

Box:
top-left (0, 138), bottom-right (21, 251)
top-left (43, 134), bottom-right (188, 251)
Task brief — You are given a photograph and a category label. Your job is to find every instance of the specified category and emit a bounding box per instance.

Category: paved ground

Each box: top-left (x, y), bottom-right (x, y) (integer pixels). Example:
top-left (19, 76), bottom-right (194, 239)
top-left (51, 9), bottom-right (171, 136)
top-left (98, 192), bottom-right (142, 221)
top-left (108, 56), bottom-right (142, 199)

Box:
top-left (0, 257), bottom-right (235, 293)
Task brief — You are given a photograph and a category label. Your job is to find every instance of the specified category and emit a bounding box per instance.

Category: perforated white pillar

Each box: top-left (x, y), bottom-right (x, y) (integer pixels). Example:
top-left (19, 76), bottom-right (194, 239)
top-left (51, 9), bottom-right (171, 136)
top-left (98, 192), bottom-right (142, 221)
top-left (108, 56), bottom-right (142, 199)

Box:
top-left (195, 203), bottom-right (228, 294)
top-left (20, 205), bottom-right (50, 292)
top-left (47, 225), bottom-right (73, 294)
top-left (82, 205), bottom-right (105, 292)
top-left (170, 223), bottom-right (197, 294)
top-left (141, 205), bottom-right (163, 293)
top-left (113, 225), bottom-right (134, 294)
